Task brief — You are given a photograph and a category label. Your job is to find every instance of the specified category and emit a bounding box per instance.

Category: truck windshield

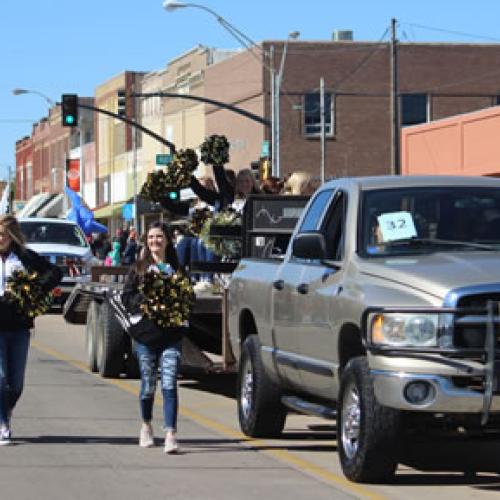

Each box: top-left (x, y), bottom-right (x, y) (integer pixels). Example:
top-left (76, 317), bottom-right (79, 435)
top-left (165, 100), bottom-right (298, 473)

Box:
top-left (20, 221), bottom-right (87, 247)
top-left (361, 186), bottom-right (500, 257)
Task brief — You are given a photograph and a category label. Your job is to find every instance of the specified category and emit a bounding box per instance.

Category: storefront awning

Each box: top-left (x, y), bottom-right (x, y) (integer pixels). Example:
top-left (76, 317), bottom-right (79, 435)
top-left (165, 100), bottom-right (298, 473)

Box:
top-left (93, 203), bottom-right (124, 219)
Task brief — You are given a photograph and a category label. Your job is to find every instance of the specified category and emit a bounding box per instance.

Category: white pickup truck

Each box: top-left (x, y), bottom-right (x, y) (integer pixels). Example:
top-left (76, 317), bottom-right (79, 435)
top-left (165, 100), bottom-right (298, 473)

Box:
top-left (19, 217), bottom-right (95, 307)
top-left (228, 175), bottom-right (500, 483)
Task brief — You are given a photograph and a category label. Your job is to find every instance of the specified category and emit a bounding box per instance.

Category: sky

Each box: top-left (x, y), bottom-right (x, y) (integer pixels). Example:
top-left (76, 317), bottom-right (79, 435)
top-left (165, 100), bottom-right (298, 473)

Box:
top-left (3, 0), bottom-right (500, 182)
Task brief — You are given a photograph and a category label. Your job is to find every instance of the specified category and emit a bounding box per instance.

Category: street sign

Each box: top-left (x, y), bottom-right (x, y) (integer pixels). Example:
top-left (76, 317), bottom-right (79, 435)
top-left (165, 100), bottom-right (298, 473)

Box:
top-left (156, 154), bottom-right (173, 165)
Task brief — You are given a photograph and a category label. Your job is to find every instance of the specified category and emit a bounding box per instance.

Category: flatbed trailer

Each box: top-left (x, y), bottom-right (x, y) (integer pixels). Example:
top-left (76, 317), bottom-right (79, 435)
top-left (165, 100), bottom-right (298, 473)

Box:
top-left (63, 265), bottom-right (236, 378)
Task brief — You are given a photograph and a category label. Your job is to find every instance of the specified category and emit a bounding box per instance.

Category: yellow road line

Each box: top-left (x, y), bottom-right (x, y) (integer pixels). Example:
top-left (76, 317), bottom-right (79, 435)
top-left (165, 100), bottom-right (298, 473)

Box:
top-left (31, 340), bottom-right (386, 500)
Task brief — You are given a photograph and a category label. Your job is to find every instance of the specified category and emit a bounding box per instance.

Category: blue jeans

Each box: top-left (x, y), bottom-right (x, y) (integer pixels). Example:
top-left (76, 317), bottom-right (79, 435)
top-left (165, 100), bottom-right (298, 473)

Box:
top-left (134, 341), bottom-right (181, 431)
top-left (0, 329), bottom-right (31, 426)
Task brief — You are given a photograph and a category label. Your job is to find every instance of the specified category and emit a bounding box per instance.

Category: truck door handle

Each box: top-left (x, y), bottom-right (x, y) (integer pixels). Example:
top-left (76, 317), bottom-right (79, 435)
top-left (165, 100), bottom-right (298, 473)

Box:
top-left (273, 279), bottom-right (284, 290)
top-left (296, 283), bottom-right (309, 295)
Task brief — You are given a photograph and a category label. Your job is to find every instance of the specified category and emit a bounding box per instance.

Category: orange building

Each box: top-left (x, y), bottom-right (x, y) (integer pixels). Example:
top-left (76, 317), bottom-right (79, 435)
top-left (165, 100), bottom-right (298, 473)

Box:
top-left (401, 105), bottom-right (500, 177)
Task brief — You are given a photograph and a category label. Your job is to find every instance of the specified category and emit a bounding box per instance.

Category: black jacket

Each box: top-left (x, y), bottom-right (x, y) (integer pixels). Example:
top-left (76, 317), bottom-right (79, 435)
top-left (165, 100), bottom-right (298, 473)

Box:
top-left (0, 247), bottom-right (63, 331)
top-left (121, 266), bottom-right (186, 348)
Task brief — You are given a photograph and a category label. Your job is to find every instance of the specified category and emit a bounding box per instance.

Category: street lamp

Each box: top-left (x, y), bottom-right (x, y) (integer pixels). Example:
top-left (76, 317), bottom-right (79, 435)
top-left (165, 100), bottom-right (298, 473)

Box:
top-left (12, 88), bottom-right (56, 107)
top-left (163, 1), bottom-right (295, 178)
top-left (275, 31), bottom-right (300, 178)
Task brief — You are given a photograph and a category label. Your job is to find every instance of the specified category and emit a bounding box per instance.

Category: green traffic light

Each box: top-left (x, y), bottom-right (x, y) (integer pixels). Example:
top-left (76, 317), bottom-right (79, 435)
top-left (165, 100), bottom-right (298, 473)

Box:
top-left (168, 191), bottom-right (178, 200)
top-left (65, 115), bottom-right (75, 125)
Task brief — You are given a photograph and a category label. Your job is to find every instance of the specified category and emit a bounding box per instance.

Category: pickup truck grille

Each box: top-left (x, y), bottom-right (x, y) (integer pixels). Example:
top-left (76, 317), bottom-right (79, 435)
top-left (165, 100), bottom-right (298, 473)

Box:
top-left (454, 293), bottom-right (500, 350)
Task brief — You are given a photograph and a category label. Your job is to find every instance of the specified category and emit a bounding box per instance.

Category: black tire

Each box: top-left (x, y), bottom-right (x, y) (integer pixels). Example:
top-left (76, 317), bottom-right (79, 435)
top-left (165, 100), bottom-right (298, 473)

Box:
top-left (237, 335), bottom-right (287, 437)
top-left (96, 301), bottom-right (125, 378)
top-left (337, 356), bottom-right (400, 483)
top-left (85, 301), bottom-right (99, 372)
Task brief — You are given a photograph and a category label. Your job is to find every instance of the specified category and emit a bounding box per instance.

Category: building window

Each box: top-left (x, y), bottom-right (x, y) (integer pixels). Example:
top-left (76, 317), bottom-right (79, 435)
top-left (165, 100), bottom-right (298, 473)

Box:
top-left (303, 93), bottom-right (334, 136)
top-left (401, 94), bottom-right (428, 126)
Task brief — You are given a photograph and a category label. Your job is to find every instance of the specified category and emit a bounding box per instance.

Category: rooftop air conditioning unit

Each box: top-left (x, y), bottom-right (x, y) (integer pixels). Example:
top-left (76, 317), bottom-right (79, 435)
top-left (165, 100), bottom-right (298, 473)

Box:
top-left (332, 30), bottom-right (353, 41)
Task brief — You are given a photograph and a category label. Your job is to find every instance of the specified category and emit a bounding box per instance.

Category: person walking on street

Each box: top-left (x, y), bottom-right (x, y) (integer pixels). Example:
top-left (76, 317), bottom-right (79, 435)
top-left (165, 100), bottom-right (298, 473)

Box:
top-left (0, 215), bottom-right (62, 445)
top-left (122, 221), bottom-right (187, 454)
top-left (122, 229), bottom-right (138, 266)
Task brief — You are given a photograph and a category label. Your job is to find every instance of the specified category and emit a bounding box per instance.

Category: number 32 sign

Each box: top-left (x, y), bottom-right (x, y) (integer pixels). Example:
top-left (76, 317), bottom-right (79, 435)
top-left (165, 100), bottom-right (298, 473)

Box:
top-left (377, 211), bottom-right (417, 242)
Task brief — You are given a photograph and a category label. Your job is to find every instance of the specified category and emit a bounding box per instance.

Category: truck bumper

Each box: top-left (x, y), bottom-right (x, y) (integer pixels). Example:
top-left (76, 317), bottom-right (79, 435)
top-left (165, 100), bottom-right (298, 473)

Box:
top-left (371, 369), bottom-right (500, 413)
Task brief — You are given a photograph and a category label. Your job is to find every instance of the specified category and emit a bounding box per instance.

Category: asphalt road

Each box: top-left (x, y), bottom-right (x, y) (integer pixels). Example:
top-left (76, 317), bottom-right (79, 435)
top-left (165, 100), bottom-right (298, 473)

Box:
top-left (2, 314), bottom-right (500, 500)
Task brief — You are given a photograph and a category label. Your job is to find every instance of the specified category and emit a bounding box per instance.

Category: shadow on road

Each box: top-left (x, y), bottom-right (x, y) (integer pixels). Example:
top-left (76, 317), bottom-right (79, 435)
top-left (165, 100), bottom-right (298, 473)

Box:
top-left (179, 372), bottom-right (237, 399)
top-left (393, 434), bottom-right (500, 488)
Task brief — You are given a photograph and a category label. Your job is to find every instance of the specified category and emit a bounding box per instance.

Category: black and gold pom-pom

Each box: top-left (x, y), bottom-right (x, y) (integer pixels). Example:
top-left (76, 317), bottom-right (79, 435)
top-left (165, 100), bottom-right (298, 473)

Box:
top-left (200, 135), bottom-right (230, 167)
top-left (189, 207), bottom-right (212, 237)
top-left (5, 270), bottom-right (53, 318)
top-left (138, 270), bottom-right (195, 329)
top-left (140, 148), bottom-right (199, 203)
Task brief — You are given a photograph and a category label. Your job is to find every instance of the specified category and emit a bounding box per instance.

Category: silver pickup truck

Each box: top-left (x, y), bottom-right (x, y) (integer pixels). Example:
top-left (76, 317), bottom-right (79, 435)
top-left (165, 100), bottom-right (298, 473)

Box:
top-left (228, 175), bottom-right (500, 483)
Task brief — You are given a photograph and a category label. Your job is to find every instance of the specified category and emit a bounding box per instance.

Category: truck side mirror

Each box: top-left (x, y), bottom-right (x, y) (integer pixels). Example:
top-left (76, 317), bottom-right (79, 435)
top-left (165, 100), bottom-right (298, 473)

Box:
top-left (292, 232), bottom-right (326, 260)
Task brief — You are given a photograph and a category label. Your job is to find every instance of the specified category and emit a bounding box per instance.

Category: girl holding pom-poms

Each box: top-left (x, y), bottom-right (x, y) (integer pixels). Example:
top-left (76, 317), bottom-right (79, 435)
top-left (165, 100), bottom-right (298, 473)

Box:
top-left (0, 215), bottom-right (62, 445)
top-left (122, 221), bottom-right (193, 454)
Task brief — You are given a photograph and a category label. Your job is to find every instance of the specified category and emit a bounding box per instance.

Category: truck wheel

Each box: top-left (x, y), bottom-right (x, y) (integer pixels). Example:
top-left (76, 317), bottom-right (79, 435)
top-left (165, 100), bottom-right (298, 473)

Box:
top-left (85, 301), bottom-right (99, 372)
top-left (96, 301), bottom-right (125, 378)
top-left (338, 356), bottom-right (399, 483)
top-left (237, 335), bottom-right (287, 437)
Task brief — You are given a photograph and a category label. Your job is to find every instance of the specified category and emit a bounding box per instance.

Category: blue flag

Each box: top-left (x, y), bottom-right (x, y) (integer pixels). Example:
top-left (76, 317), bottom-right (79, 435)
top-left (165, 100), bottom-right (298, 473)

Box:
top-left (64, 187), bottom-right (108, 236)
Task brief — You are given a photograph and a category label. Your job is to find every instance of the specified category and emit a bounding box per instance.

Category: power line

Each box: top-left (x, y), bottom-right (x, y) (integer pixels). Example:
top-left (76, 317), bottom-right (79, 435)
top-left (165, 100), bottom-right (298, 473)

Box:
top-left (401, 21), bottom-right (500, 43)
top-left (334, 27), bottom-right (390, 91)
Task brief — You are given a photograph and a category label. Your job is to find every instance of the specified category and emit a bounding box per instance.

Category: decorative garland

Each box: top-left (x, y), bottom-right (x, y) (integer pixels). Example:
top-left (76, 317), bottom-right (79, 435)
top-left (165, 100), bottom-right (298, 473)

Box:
top-left (138, 270), bottom-right (195, 329)
top-left (199, 210), bottom-right (241, 259)
top-left (5, 270), bottom-right (53, 318)
top-left (200, 135), bottom-right (230, 166)
top-left (140, 148), bottom-right (199, 203)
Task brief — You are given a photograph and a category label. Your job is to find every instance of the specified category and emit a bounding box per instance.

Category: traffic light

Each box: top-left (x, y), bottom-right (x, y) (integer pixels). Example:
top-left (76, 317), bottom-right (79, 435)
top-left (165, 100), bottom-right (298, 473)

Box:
top-left (117, 89), bottom-right (127, 118)
top-left (61, 94), bottom-right (78, 127)
top-left (166, 189), bottom-right (180, 202)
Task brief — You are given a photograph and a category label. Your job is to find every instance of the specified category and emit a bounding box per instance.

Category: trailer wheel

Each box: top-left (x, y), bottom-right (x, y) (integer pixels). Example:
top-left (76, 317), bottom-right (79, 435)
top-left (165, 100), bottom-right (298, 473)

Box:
top-left (85, 301), bottom-right (99, 372)
top-left (96, 301), bottom-right (125, 378)
top-left (237, 335), bottom-right (287, 437)
top-left (338, 356), bottom-right (399, 483)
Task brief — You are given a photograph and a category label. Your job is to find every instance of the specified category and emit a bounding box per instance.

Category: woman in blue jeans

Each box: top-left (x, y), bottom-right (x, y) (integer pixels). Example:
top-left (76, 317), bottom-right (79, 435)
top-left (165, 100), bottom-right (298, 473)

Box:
top-left (0, 215), bottom-right (62, 445)
top-left (122, 221), bottom-right (187, 454)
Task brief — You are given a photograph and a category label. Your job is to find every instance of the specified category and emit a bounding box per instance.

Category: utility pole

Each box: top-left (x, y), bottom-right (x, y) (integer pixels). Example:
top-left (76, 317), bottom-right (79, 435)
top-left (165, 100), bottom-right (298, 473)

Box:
top-left (132, 81), bottom-right (140, 235)
top-left (390, 17), bottom-right (400, 175)
top-left (320, 78), bottom-right (326, 184)
top-left (270, 45), bottom-right (276, 176)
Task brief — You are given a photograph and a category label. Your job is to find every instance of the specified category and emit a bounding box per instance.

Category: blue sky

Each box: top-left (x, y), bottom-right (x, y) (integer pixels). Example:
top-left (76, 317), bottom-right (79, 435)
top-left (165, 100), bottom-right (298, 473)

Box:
top-left (2, 0), bottom-right (500, 182)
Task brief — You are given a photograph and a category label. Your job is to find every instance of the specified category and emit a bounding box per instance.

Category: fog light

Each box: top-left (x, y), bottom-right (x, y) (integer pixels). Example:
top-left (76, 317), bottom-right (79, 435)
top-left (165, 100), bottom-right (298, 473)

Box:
top-left (404, 381), bottom-right (434, 405)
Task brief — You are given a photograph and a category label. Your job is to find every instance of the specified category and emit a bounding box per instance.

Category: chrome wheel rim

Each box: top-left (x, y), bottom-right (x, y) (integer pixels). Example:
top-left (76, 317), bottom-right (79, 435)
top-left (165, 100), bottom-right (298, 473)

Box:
top-left (341, 381), bottom-right (361, 460)
top-left (240, 357), bottom-right (254, 421)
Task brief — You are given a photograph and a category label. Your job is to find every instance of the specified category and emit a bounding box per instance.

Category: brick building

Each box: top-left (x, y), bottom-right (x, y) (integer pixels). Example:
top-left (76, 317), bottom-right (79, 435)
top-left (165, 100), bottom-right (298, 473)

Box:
top-left (206, 41), bottom-right (500, 179)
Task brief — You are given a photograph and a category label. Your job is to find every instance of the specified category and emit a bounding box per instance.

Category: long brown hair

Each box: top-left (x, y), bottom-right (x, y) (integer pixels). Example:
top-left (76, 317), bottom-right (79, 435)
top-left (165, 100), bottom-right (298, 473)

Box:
top-left (0, 214), bottom-right (26, 253)
top-left (134, 221), bottom-right (179, 276)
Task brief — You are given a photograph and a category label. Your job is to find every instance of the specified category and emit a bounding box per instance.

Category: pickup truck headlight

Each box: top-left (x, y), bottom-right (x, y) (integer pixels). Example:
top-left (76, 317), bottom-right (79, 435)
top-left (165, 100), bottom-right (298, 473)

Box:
top-left (370, 313), bottom-right (439, 347)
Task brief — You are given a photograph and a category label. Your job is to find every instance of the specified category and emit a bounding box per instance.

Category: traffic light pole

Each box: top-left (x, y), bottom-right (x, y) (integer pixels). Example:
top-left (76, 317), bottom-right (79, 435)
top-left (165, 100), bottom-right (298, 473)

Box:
top-left (76, 102), bottom-right (177, 154)
top-left (131, 92), bottom-right (271, 127)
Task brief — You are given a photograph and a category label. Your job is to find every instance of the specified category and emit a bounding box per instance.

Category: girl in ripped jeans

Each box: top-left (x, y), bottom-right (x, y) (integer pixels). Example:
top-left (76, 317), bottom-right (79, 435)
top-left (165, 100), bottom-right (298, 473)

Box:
top-left (122, 221), bottom-right (187, 454)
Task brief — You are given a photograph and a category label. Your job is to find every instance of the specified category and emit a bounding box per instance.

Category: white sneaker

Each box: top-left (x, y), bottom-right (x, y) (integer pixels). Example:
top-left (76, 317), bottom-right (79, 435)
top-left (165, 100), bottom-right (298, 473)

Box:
top-left (164, 433), bottom-right (179, 454)
top-left (0, 427), bottom-right (11, 446)
top-left (139, 424), bottom-right (154, 448)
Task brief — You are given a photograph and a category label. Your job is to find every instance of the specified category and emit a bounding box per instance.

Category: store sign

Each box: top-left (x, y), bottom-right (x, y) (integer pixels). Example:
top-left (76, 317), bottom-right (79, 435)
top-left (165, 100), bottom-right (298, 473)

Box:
top-left (66, 159), bottom-right (80, 192)
top-left (122, 203), bottom-right (135, 221)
